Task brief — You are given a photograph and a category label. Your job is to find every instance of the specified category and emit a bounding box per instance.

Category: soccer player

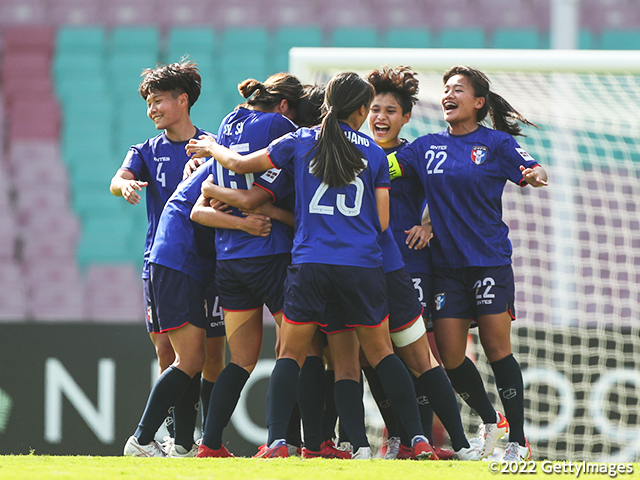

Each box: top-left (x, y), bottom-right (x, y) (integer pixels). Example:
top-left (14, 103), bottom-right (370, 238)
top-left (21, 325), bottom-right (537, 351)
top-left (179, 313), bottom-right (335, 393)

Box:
top-left (110, 60), bottom-right (224, 457)
top-left (122, 153), bottom-right (272, 457)
top-left (187, 71), bottom-right (436, 461)
top-left (365, 65), bottom-right (471, 460)
top-left (186, 73), bottom-right (305, 458)
top-left (395, 66), bottom-right (548, 462)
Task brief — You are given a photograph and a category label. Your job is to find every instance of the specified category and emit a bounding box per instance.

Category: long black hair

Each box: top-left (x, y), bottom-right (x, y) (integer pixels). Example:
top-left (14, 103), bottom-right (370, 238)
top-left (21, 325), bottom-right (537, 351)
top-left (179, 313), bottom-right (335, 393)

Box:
top-left (309, 72), bottom-right (374, 188)
top-left (443, 65), bottom-right (537, 136)
top-left (238, 72), bottom-right (304, 113)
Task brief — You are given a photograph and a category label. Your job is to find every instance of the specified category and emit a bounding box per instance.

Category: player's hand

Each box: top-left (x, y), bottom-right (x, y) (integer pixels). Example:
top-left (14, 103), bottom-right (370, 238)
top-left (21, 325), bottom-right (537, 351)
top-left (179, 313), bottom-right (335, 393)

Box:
top-left (209, 198), bottom-right (232, 213)
top-left (241, 213), bottom-right (272, 237)
top-left (520, 165), bottom-right (548, 187)
top-left (405, 224), bottom-right (432, 250)
top-left (186, 135), bottom-right (217, 159)
top-left (183, 157), bottom-right (204, 179)
top-left (122, 180), bottom-right (148, 205)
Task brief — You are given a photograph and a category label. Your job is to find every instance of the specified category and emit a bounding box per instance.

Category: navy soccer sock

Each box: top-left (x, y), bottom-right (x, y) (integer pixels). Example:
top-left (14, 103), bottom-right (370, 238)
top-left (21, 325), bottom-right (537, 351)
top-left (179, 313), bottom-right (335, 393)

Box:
top-left (362, 366), bottom-right (403, 439)
top-left (445, 356), bottom-right (497, 424)
top-left (266, 358), bottom-right (300, 445)
top-left (417, 367), bottom-right (468, 451)
top-left (375, 354), bottom-right (423, 440)
top-left (491, 354), bottom-right (525, 445)
top-left (321, 370), bottom-right (338, 442)
top-left (286, 403), bottom-right (302, 448)
top-left (298, 356), bottom-right (325, 451)
top-left (200, 377), bottom-right (215, 426)
top-left (415, 377), bottom-right (435, 444)
top-left (173, 372), bottom-right (201, 450)
top-left (333, 379), bottom-right (369, 450)
top-left (135, 366), bottom-right (191, 445)
top-left (202, 363), bottom-right (250, 449)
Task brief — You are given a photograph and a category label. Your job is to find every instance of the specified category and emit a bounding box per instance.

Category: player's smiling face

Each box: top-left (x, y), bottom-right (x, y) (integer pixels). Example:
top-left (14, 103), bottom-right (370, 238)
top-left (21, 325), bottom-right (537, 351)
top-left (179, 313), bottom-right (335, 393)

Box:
top-left (368, 92), bottom-right (410, 149)
top-left (441, 74), bottom-right (484, 130)
top-left (146, 90), bottom-right (183, 130)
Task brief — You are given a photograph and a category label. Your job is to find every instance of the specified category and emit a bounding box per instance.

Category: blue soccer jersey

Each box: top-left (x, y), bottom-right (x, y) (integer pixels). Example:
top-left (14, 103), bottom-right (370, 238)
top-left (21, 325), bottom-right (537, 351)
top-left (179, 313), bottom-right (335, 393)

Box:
top-left (149, 159), bottom-right (217, 284)
top-left (213, 107), bottom-right (297, 260)
top-left (397, 126), bottom-right (539, 269)
top-left (120, 127), bottom-right (213, 278)
top-left (267, 124), bottom-right (390, 267)
top-left (385, 140), bottom-right (432, 275)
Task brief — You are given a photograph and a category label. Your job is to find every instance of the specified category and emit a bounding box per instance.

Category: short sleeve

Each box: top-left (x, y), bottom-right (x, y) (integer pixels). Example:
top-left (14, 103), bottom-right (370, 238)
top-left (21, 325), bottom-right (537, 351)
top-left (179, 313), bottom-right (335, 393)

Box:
top-left (373, 148), bottom-right (391, 189)
top-left (395, 139), bottom-right (421, 179)
top-left (120, 147), bottom-right (147, 181)
top-left (499, 136), bottom-right (540, 186)
top-left (267, 132), bottom-right (297, 169)
top-left (269, 114), bottom-right (297, 140)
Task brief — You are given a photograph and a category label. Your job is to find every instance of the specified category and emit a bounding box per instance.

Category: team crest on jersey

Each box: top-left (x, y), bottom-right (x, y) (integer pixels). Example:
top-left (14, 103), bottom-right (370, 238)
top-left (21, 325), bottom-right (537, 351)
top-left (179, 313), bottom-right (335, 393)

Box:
top-left (471, 146), bottom-right (488, 165)
top-left (260, 168), bottom-right (281, 184)
top-left (434, 293), bottom-right (446, 311)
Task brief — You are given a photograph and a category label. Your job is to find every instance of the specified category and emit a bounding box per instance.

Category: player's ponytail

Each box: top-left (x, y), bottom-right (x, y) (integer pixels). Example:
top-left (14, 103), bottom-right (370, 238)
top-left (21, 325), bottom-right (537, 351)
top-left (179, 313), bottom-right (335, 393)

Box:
top-left (309, 72), bottom-right (374, 187)
top-left (443, 65), bottom-right (537, 136)
top-left (238, 73), bottom-right (304, 113)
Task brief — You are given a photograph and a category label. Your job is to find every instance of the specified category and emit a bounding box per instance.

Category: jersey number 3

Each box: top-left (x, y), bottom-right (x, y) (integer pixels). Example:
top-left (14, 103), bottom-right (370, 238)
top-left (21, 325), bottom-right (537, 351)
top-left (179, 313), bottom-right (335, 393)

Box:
top-left (309, 178), bottom-right (364, 216)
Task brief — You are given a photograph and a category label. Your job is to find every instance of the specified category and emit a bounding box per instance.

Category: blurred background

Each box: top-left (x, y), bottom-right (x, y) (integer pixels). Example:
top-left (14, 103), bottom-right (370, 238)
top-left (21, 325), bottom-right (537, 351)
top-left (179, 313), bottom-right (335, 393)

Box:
top-left (0, 0), bottom-right (639, 458)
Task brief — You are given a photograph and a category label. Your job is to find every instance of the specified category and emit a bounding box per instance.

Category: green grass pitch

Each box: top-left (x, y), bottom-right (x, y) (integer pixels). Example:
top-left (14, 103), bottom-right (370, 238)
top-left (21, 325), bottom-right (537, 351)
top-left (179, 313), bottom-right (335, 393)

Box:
top-left (1, 457), bottom-right (637, 480)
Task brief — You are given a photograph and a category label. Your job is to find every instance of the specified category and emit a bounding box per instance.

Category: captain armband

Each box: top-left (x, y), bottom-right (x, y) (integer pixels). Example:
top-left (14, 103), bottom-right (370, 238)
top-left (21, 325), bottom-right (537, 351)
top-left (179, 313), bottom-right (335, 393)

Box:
top-left (387, 152), bottom-right (403, 180)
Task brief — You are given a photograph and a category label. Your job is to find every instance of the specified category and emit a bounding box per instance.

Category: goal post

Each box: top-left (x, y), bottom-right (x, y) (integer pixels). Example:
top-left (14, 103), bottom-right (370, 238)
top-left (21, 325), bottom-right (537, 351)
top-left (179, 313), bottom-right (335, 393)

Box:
top-left (290, 48), bottom-right (640, 462)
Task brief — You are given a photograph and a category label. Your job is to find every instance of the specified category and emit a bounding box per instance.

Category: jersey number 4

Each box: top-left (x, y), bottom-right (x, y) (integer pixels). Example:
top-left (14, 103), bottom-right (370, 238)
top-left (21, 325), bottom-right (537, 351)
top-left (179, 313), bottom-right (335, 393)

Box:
top-left (309, 178), bottom-right (364, 216)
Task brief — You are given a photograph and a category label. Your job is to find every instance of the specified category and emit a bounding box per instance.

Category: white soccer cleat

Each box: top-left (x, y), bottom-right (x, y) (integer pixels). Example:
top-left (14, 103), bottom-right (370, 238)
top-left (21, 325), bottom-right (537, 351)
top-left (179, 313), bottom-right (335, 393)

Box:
top-left (123, 435), bottom-right (166, 457)
top-left (383, 436), bottom-right (401, 460)
top-left (352, 446), bottom-right (372, 459)
top-left (338, 441), bottom-right (354, 454)
top-left (502, 440), bottom-right (532, 462)
top-left (478, 411), bottom-right (509, 458)
top-left (167, 442), bottom-right (198, 458)
top-left (453, 437), bottom-right (483, 460)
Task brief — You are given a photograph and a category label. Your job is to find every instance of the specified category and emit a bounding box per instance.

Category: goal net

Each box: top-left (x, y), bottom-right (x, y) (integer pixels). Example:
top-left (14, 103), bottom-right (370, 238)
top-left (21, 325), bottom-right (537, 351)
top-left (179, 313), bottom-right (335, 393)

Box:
top-left (290, 48), bottom-right (640, 462)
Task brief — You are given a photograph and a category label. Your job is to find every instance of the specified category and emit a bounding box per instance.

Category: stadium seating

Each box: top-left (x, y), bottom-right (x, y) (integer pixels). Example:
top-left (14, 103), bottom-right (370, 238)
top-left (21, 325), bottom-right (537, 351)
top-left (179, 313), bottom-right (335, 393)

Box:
top-left (492, 28), bottom-right (544, 49)
top-left (600, 29), bottom-right (640, 50)
top-left (273, 26), bottom-right (323, 73)
top-left (330, 27), bottom-right (379, 48)
top-left (438, 27), bottom-right (486, 48)
top-left (385, 28), bottom-right (431, 49)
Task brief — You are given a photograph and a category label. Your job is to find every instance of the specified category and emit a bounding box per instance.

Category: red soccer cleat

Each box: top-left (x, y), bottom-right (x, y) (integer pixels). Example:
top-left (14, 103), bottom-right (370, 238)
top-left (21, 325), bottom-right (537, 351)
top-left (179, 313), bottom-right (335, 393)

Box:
top-left (254, 439), bottom-right (289, 458)
top-left (433, 446), bottom-right (456, 460)
top-left (302, 440), bottom-right (352, 459)
top-left (196, 443), bottom-right (235, 458)
top-left (411, 435), bottom-right (438, 460)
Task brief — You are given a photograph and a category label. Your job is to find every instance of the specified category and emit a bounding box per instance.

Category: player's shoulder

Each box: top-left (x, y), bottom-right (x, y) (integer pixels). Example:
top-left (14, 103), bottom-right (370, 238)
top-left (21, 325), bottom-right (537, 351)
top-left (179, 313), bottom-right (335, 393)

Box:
top-left (130, 132), bottom-right (166, 156)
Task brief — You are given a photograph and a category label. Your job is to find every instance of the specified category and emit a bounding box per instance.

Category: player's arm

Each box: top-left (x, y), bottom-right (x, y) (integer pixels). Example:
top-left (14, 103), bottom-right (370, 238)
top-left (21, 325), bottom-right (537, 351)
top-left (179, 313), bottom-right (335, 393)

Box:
top-left (375, 188), bottom-right (390, 232)
top-left (186, 135), bottom-right (272, 174)
top-left (404, 204), bottom-right (433, 250)
top-left (190, 194), bottom-right (272, 237)
top-left (109, 169), bottom-right (148, 205)
top-left (243, 202), bottom-right (295, 229)
top-left (201, 175), bottom-right (270, 211)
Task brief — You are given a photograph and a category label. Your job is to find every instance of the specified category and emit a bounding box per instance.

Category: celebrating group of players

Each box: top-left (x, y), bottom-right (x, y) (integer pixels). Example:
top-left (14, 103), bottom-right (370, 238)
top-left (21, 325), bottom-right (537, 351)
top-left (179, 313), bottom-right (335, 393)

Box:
top-left (110, 58), bottom-right (547, 462)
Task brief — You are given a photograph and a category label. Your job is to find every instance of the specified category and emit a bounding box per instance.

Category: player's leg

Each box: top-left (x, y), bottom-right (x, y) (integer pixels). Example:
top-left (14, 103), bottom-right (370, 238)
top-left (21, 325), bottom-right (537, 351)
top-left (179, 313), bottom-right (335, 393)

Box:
top-left (200, 308), bottom-right (263, 451)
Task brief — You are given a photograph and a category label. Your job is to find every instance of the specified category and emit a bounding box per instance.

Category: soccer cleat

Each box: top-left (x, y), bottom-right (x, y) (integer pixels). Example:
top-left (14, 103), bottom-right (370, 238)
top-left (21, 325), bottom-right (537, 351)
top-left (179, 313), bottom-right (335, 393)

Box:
top-left (502, 439), bottom-right (532, 462)
top-left (411, 435), bottom-right (438, 460)
top-left (396, 443), bottom-right (412, 459)
top-left (302, 440), bottom-right (352, 459)
top-left (254, 439), bottom-right (289, 458)
top-left (168, 443), bottom-right (198, 458)
top-left (453, 438), bottom-right (483, 460)
top-left (196, 443), bottom-right (235, 458)
top-left (433, 447), bottom-right (456, 460)
top-left (383, 436), bottom-right (401, 460)
top-left (287, 444), bottom-right (302, 457)
top-left (337, 441), bottom-right (354, 454)
top-left (352, 447), bottom-right (372, 459)
top-left (123, 435), bottom-right (166, 457)
top-left (478, 411), bottom-right (509, 458)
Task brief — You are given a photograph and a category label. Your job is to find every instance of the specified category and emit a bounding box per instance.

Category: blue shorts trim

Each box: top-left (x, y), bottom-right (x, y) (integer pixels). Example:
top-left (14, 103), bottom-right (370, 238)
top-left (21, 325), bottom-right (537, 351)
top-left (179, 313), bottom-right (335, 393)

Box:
top-left (386, 267), bottom-right (424, 332)
top-left (286, 263), bottom-right (388, 335)
top-left (216, 253), bottom-right (290, 313)
top-left (149, 263), bottom-right (208, 334)
top-left (431, 265), bottom-right (516, 322)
